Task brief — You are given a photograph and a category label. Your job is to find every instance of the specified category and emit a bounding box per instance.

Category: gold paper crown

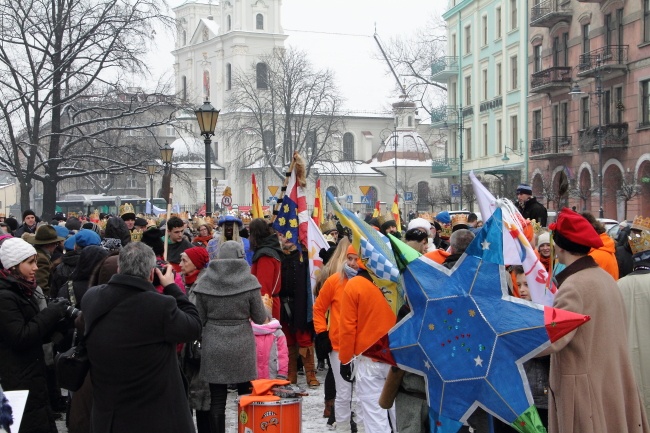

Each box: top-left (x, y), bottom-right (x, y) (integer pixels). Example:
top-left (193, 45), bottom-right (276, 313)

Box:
top-left (119, 203), bottom-right (135, 217)
top-left (242, 214), bottom-right (252, 225)
top-left (377, 211), bottom-right (395, 227)
top-left (629, 216), bottom-right (650, 255)
top-left (418, 212), bottom-right (433, 223)
top-left (451, 213), bottom-right (469, 228)
top-left (130, 231), bottom-right (143, 242)
top-left (320, 219), bottom-right (336, 234)
top-left (529, 219), bottom-right (543, 235)
top-left (146, 218), bottom-right (158, 229)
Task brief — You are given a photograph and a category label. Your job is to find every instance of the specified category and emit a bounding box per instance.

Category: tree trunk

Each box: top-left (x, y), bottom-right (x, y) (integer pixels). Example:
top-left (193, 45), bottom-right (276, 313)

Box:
top-left (20, 182), bottom-right (32, 216)
top-left (42, 177), bottom-right (58, 222)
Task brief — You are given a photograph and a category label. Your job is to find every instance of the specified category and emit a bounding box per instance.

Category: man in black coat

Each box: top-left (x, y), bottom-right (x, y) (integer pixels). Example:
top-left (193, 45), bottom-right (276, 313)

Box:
top-left (81, 242), bottom-right (201, 433)
top-left (515, 183), bottom-right (548, 227)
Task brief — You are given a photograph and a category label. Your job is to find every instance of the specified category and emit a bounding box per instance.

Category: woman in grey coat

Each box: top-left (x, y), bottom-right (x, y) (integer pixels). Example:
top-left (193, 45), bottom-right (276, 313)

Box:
top-left (193, 240), bottom-right (268, 433)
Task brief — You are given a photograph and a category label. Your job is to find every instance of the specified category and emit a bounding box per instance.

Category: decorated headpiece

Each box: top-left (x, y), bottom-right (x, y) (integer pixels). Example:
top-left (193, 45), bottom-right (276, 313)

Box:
top-left (377, 211), bottom-right (395, 227)
top-left (119, 203), bottom-right (136, 220)
top-left (451, 213), bottom-right (469, 232)
top-left (320, 219), bottom-right (337, 234)
top-left (629, 216), bottom-right (650, 255)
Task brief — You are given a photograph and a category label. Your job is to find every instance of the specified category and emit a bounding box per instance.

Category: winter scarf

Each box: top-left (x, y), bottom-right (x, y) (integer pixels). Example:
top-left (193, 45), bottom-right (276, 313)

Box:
top-left (252, 233), bottom-right (283, 263)
top-left (0, 268), bottom-right (37, 297)
top-left (343, 263), bottom-right (358, 280)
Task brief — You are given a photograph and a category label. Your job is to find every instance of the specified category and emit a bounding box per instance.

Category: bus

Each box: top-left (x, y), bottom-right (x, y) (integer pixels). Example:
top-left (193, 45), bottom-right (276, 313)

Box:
top-left (55, 195), bottom-right (168, 216)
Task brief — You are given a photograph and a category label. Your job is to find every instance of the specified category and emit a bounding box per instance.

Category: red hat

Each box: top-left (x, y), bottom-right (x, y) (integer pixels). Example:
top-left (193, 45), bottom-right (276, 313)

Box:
top-left (184, 246), bottom-right (210, 269)
top-left (549, 208), bottom-right (603, 252)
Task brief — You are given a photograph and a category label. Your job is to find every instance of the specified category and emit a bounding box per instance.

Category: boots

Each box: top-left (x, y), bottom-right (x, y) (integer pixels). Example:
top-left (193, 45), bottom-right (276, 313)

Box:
top-left (323, 398), bottom-right (334, 418)
top-left (209, 413), bottom-right (225, 433)
top-left (299, 345), bottom-right (320, 388)
top-left (288, 345), bottom-right (299, 384)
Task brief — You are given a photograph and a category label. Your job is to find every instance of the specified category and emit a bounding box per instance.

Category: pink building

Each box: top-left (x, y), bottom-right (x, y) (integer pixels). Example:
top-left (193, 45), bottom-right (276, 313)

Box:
top-left (527, 0), bottom-right (650, 220)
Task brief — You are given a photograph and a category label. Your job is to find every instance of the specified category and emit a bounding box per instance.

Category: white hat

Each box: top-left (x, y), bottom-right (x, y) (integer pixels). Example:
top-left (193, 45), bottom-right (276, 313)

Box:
top-left (407, 218), bottom-right (431, 235)
top-left (537, 232), bottom-right (551, 247)
top-left (0, 237), bottom-right (37, 270)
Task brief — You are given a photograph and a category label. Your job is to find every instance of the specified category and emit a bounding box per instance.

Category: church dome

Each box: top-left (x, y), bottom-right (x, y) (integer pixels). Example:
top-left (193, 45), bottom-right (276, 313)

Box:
top-left (374, 130), bottom-right (432, 162)
top-left (169, 136), bottom-right (208, 163)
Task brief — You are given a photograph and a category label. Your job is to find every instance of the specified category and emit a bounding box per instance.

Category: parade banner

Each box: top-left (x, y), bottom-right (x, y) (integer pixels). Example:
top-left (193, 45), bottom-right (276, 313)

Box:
top-left (372, 200), bottom-right (381, 218)
top-left (251, 174), bottom-right (264, 219)
top-left (391, 194), bottom-right (401, 230)
top-left (312, 178), bottom-right (324, 226)
top-left (273, 158), bottom-right (308, 251)
top-left (469, 171), bottom-right (556, 306)
top-left (307, 218), bottom-right (330, 302)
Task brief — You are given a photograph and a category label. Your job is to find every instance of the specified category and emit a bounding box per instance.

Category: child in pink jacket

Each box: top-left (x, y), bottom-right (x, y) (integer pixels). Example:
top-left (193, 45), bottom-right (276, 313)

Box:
top-left (252, 318), bottom-right (289, 379)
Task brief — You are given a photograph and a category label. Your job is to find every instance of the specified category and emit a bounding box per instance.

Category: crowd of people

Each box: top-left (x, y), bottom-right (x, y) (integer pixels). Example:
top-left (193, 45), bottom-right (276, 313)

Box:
top-left (0, 182), bottom-right (648, 433)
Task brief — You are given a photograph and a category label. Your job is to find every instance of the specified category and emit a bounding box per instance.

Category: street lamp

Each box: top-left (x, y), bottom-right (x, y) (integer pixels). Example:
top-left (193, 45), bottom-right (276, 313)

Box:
top-left (440, 105), bottom-right (465, 210)
top-left (501, 146), bottom-right (523, 163)
top-left (146, 161), bottom-right (158, 215)
top-left (160, 142), bottom-right (174, 206)
top-left (569, 55), bottom-right (604, 218)
top-left (194, 99), bottom-right (220, 217)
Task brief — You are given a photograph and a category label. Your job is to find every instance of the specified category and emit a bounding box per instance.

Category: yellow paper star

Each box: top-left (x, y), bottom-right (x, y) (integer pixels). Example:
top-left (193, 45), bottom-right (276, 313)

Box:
top-left (278, 217), bottom-right (286, 226)
top-left (289, 218), bottom-right (298, 228)
top-left (428, 324), bottom-right (435, 331)
top-left (469, 309), bottom-right (476, 317)
top-left (283, 204), bottom-right (290, 213)
top-left (285, 231), bottom-right (293, 239)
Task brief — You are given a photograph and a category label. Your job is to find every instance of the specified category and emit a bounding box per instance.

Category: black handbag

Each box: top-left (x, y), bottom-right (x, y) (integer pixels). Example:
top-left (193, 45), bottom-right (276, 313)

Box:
top-left (55, 343), bottom-right (89, 392)
top-left (186, 340), bottom-right (202, 365)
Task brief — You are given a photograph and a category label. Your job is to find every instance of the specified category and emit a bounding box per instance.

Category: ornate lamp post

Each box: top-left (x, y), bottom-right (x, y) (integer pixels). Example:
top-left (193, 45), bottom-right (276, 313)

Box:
top-left (194, 100), bottom-right (220, 217)
top-left (146, 161), bottom-right (158, 215)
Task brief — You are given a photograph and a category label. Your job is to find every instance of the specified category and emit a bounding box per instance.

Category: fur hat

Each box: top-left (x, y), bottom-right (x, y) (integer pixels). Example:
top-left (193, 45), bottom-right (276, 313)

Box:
top-left (0, 237), bottom-right (37, 270)
top-left (407, 218), bottom-right (431, 235)
top-left (217, 240), bottom-right (245, 259)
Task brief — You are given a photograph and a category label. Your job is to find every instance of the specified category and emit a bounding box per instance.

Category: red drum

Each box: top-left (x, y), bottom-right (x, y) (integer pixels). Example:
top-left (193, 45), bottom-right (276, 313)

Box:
top-left (237, 398), bottom-right (302, 433)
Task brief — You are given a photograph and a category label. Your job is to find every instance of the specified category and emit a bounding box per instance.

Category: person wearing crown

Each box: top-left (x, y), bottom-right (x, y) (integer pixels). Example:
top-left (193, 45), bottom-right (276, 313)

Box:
top-left (377, 211), bottom-right (399, 237)
top-left (119, 203), bottom-right (141, 243)
top-left (542, 208), bottom-right (648, 433)
top-left (618, 216), bottom-right (650, 417)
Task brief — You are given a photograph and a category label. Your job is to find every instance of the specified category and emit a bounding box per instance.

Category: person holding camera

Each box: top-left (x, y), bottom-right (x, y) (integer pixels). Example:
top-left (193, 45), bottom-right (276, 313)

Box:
top-left (0, 237), bottom-right (76, 433)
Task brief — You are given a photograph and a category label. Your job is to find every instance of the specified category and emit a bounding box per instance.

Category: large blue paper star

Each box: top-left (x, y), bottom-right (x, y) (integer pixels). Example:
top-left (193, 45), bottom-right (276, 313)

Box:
top-left (389, 209), bottom-right (550, 433)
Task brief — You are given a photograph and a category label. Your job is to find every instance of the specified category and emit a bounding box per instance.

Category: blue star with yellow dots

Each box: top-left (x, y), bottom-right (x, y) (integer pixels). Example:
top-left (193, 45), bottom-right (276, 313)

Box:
top-left (389, 209), bottom-right (588, 433)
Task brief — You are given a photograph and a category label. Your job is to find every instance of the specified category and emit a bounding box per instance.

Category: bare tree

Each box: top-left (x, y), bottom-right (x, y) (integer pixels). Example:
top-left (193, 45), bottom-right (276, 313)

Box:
top-left (617, 172), bottom-right (641, 220)
top-left (0, 0), bottom-right (179, 220)
top-left (224, 47), bottom-right (345, 182)
top-left (434, 182), bottom-right (453, 210)
top-left (461, 182), bottom-right (476, 212)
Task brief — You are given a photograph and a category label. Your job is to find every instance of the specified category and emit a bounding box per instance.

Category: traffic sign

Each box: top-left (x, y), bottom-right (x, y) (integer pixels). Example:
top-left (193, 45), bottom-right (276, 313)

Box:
top-left (266, 196), bottom-right (279, 203)
top-left (360, 195), bottom-right (370, 204)
top-left (451, 184), bottom-right (460, 198)
top-left (221, 196), bottom-right (232, 206)
top-left (405, 191), bottom-right (414, 202)
top-left (346, 195), bottom-right (353, 204)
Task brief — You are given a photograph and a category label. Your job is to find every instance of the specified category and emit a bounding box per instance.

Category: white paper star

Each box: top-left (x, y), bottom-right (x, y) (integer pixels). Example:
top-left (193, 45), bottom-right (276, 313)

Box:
top-left (474, 355), bottom-right (483, 367)
top-left (481, 240), bottom-right (491, 250)
top-left (424, 360), bottom-right (431, 370)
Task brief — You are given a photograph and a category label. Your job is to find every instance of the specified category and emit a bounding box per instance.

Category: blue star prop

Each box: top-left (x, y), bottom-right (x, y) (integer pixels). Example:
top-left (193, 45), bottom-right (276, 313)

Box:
top-left (389, 209), bottom-right (551, 433)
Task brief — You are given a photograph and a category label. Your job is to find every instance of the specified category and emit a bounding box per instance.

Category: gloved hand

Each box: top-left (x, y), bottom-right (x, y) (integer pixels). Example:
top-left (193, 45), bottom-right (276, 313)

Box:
top-left (47, 298), bottom-right (69, 319)
top-left (315, 331), bottom-right (332, 360)
top-left (340, 362), bottom-right (354, 383)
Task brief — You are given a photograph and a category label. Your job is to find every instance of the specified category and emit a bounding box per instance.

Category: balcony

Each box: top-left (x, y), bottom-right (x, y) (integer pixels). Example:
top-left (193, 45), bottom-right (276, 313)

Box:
top-left (577, 46), bottom-right (628, 79)
top-left (530, 66), bottom-right (572, 94)
top-left (479, 96), bottom-right (502, 113)
top-left (430, 105), bottom-right (460, 128)
top-left (431, 157), bottom-right (459, 174)
top-left (529, 136), bottom-right (573, 160)
top-left (431, 56), bottom-right (459, 82)
top-left (578, 123), bottom-right (628, 152)
top-left (530, 0), bottom-right (572, 28)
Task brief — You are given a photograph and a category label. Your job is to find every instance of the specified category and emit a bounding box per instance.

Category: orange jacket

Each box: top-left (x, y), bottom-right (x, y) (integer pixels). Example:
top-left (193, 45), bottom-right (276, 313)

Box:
top-left (313, 273), bottom-right (348, 351)
top-left (338, 273), bottom-right (396, 364)
top-left (589, 232), bottom-right (619, 280)
top-left (424, 249), bottom-right (450, 264)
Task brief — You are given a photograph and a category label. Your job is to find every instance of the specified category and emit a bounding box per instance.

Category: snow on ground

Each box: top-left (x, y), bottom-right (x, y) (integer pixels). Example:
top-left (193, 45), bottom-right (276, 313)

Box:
top-left (56, 367), bottom-right (354, 432)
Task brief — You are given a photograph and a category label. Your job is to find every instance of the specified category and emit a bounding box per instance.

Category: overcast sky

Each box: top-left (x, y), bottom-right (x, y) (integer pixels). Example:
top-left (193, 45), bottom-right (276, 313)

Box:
top-left (147, 0), bottom-right (444, 112)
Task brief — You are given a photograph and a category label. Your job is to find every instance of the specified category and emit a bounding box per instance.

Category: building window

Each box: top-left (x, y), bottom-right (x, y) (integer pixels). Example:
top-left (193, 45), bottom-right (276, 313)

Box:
top-left (465, 76), bottom-right (472, 105)
top-left (343, 132), bottom-right (354, 161)
top-left (560, 102), bottom-right (568, 136)
top-left (482, 123), bottom-right (488, 156)
top-left (617, 9), bottom-right (624, 46)
top-left (510, 0), bottom-right (517, 30)
top-left (533, 45), bottom-right (542, 73)
top-left (482, 69), bottom-right (488, 101)
top-left (126, 176), bottom-right (137, 189)
top-left (641, 80), bottom-right (650, 126)
top-left (582, 24), bottom-right (590, 54)
top-left (226, 63), bottom-right (232, 90)
top-left (256, 13), bottom-right (264, 30)
top-left (533, 110), bottom-right (542, 139)
top-left (450, 81), bottom-right (457, 106)
top-left (181, 76), bottom-right (187, 102)
top-left (227, 15), bottom-right (231, 31)
top-left (306, 130), bottom-right (317, 157)
top-left (581, 97), bottom-right (590, 129)
top-left (256, 62), bottom-right (268, 89)
top-left (496, 7), bottom-right (501, 38)
top-left (408, 116), bottom-right (413, 127)
top-left (464, 25), bottom-right (471, 55)
top-left (603, 90), bottom-right (611, 125)
top-left (553, 36), bottom-right (560, 66)
top-left (615, 87), bottom-right (623, 123)
top-left (563, 33), bottom-right (569, 66)
top-left (482, 15), bottom-right (488, 46)
top-left (465, 127), bottom-right (472, 160)
top-left (496, 119), bottom-right (503, 153)
top-left (451, 33), bottom-right (457, 56)
top-left (645, 0), bottom-right (650, 42)
top-left (166, 124), bottom-right (175, 137)
top-left (496, 63), bottom-right (502, 96)
top-left (510, 115), bottom-right (518, 150)
top-left (605, 14), bottom-right (613, 47)
top-left (510, 55), bottom-right (518, 90)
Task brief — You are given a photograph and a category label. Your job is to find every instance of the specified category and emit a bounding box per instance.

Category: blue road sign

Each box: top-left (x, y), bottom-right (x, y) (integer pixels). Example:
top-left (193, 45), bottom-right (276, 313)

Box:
top-left (451, 184), bottom-right (461, 197)
top-left (405, 191), bottom-right (414, 202)
top-left (360, 195), bottom-right (370, 204)
top-left (346, 194), bottom-right (353, 203)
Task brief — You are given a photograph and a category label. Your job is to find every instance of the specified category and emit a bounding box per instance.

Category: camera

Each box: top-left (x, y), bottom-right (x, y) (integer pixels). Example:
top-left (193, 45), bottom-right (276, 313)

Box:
top-left (48, 297), bottom-right (81, 320)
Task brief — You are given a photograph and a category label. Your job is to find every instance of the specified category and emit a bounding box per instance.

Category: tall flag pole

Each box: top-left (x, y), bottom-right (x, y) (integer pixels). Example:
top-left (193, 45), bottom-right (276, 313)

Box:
top-left (391, 194), bottom-right (401, 231)
top-left (312, 178), bottom-right (324, 226)
top-left (251, 173), bottom-right (264, 219)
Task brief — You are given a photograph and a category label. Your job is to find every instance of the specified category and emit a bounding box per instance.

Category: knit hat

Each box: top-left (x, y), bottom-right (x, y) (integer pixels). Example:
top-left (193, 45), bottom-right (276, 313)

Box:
top-left (0, 237), bottom-right (37, 270)
top-left (22, 209), bottom-right (36, 221)
top-left (184, 246), bottom-right (210, 269)
top-left (134, 217), bottom-right (147, 228)
top-left (516, 184), bottom-right (533, 196)
top-left (75, 229), bottom-right (102, 248)
top-left (217, 240), bottom-right (245, 259)
top-left (64, 236), bottom-right (76, 251)
top-left (549, 207), bottom-right (603, 253)
top-left (82, 222), bottom-right (102, 236)
top-left (407, 218), bottom-right (431, 235)
top-left (537, 232), bottom-right (550, 247)
top-left (5, 217), bottom-right (18, 233)
top-left (53, 212), bottom-right (66, 221)
top-left (347, 245), bottom-right (358, 257)
top-left (54, 225), bottom-right (70, 239)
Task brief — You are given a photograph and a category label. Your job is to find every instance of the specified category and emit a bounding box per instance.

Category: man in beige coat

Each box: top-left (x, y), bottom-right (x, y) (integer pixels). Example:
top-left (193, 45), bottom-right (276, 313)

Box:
top-left (618, 216), bottom-right (650, 418)
top-left (546, 208), bottom-right (649, 433)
